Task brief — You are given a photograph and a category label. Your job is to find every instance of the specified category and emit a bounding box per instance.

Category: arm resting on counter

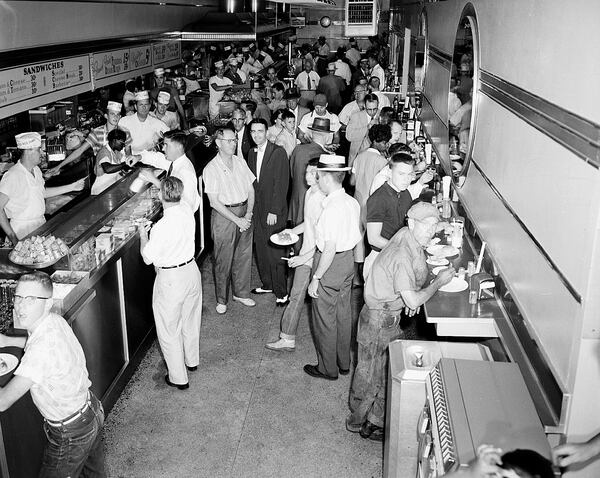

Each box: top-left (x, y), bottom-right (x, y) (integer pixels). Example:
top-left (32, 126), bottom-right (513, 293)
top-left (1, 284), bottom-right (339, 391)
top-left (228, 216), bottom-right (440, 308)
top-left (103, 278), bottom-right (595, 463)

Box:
top-left (0, 375), bottom-right (32, 412)
top-left (100, 162), bottom-right (125, 175)
top-left (0, 194), bottom-right (18, 244)
top-left (0, 334), bottom-right (27, 348)
top-left (400, 271), bottom-right (454, 310)
top-left (553, 432), bottom-right (600, 467)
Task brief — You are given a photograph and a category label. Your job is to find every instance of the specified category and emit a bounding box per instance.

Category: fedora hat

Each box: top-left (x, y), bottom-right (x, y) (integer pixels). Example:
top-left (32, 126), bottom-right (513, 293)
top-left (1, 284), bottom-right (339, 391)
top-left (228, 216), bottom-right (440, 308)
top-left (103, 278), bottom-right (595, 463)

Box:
top-left (317, 154), bottom-right (350, 171)
top-left (308, 117), bottom-right (334, 133)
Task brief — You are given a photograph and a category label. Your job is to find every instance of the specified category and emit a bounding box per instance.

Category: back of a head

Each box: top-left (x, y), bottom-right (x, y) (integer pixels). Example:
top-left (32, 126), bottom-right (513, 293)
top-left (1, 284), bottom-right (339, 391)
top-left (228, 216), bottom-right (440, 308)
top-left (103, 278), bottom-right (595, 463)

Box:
top-left (19, 271), bottom-right (53, 296)
top-left (161, 176), bottom-right (184, 203)
top-left (368, 124), bottom-right (391, 144)
top-left (163, 130), bottom-right (187, 149)
top-left (390, 152), bottom-right (415, 167)
top-left (501, 449), bottom-right (554, 478)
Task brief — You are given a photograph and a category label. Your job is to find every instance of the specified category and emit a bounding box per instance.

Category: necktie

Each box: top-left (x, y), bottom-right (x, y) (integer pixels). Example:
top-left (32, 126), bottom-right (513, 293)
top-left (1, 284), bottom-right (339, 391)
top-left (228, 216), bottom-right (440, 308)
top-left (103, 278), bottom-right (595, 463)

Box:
top-left (167, 162), bottom-right (173, 177)
top-left (307, 73), bottom-right (312, 90)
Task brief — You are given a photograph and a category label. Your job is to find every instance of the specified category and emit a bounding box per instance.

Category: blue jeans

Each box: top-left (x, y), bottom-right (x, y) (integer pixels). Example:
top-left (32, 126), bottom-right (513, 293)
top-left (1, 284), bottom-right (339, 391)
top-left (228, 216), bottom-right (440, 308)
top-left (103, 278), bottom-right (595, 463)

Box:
top-left (40, 393), bottom-right (106, 478)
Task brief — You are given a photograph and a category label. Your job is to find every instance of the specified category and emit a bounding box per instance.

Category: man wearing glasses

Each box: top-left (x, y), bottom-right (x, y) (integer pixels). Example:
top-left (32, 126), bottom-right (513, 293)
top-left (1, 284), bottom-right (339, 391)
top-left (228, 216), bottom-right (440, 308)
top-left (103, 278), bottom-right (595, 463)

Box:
top-left (0, 271), bottom-right (105, 476)
top-left (338, 85), bottom-right (368, 128)
top-left (346, 94), bottom-right (380, 166)
top-left (203, 127), bottom-right (256, 315)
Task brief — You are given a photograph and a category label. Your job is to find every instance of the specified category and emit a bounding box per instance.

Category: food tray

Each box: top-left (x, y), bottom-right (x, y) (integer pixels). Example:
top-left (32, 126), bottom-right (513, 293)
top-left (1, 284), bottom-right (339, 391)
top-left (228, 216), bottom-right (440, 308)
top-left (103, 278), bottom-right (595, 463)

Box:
top-left (8, 252), bottom-right (64, 269)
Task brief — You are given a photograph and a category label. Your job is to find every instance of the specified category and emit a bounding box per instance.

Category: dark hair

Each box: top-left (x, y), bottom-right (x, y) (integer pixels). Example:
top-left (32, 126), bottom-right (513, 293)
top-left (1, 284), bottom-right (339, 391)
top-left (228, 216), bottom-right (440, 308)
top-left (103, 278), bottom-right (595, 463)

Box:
top-left (241, 100), bottom-right (257, 114)
top-left (107, 128), bottom-right (127, 148)
top-left (249, 118), bottom-right (268, 132)
top-left (364, 93), bottom-right (379, 104)
top-left (163, 130), bottom-right (187, 149)
top-left (368, 52), bottom-right (378, 61)
top-left (307, 157), bottom-right (320, 168)
top-left (501, 449), bottom-right (554, 478)
top-left (271, 108), bottom-right (286, 125)
top-left (161, 176), bottom-right (184, 203)
top-left (280, 110), bottom-right (295, 122)
top-left (18, 271), bottom-right (53, 296)
top-left (380, 107), bottom-right (394, 118)
top-left (215, 126), bottom-right (236, 139)
top-left (368, 124), bottom-right (392, 144)
top-left (389, 152), bottom-right (415, 167)
top-left (368, 76), bottom-right (381, 87)
top-left (388, 142), bottom-right (411, 156)
top-left (272, 82), bottom-right (285, 93)
top-left (125, 80), bottom-right (136, 93)
top-left (188, 117), bottom-right (207, 129)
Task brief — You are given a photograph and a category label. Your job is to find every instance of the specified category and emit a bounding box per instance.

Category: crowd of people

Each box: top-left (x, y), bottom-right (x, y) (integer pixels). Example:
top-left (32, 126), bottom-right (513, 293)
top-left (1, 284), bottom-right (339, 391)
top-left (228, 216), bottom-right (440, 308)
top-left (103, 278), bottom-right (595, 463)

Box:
top-left (0, 35), bottom-right (595, 478)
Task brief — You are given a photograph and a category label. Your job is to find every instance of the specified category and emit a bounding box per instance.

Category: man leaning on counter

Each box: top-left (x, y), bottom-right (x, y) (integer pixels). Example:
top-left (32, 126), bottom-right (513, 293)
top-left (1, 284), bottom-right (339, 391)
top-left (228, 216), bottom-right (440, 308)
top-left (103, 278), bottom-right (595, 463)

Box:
top-left (0, 132), bottom-right (85, 244)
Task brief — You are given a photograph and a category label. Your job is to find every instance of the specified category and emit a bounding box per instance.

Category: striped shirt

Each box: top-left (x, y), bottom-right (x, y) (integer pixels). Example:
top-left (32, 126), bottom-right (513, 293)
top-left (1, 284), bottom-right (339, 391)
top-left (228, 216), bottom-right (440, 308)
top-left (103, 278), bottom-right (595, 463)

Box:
top-left (85, 125), bottom-right (132, 155)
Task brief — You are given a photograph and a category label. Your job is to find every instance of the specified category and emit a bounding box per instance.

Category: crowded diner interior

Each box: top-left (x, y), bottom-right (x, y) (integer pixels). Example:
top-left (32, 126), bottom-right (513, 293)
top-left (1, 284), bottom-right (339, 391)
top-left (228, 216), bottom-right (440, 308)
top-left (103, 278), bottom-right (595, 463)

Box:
top-left (0, 0), bottom-right (598, 477)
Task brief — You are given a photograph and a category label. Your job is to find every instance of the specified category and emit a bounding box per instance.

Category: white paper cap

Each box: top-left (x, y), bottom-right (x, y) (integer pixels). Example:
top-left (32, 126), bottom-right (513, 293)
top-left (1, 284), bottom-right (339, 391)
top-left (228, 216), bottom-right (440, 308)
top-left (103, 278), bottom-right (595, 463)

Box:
top-left (154, 67), bottom-right (165, 76)
top-left (135, 90), bottom-right (150, 101)
top-left (15, 132), bottom-right (42, 149)
top-left (157, 91), bottom-right (171, 104)
top-left (107, 101), bottom-right (122, 112)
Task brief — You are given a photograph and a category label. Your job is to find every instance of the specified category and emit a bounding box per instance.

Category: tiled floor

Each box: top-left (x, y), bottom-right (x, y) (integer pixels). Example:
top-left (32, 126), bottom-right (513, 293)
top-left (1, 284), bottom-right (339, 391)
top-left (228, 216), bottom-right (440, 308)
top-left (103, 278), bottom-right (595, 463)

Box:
top-left (103, 258), bottom-right (384, 477)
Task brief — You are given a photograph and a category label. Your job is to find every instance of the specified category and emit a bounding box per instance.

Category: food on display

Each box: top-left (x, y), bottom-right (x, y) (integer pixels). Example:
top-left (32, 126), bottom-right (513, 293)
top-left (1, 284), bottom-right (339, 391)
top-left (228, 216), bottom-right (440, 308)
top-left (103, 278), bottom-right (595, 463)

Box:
top-left (51, 271), bottom-right (86, 284)
top-left (277, 231), bottom-right (292, 243)
top-left (10, 235), bottom-right (69, 265)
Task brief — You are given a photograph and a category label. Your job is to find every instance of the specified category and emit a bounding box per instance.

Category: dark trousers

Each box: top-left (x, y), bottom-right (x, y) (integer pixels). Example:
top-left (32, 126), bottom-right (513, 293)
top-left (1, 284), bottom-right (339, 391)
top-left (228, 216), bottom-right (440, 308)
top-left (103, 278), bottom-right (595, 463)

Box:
top-left (310, 250), bottom-right (355, 377)
top-left (254, 215), bottom-right (288, 299)
top-left (211, 204), bottom-right (252, 304)
top-left (40, 392), bottom-right (105, 478)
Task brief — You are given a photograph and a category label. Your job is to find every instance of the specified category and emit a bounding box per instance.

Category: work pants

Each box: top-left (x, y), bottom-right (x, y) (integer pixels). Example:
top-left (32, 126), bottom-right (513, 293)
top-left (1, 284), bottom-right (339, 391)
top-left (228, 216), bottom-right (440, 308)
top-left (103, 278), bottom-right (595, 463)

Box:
top-left (153, 261), bottom-right (202, 385)
top-left (310, 250), bottom-right (354, 377)
top-left (347, 306), bottom-right (403, 429)
top-left (280, 264), bottom-right (312, 339)
top-left (254, 215), bottom-right (288, 299)
top-left (211, 204), bottom-right (252, 305)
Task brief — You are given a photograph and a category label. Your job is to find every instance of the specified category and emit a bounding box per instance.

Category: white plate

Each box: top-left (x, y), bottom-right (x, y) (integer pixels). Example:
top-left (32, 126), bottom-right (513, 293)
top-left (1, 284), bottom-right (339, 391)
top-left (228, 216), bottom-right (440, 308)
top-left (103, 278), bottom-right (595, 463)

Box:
top-left (438, 277), bottom-right (469, 293)
top-left (427, 256), bottom-right (449, 266)
top-left (0, 353), bottom-right (18, 377)
top-left (431, 266), bottom-right (449, 276)
top-left (426, 244), bottom-right (459, 257)
top-left (270, 232), bottom-right (299, 246)
top-left (427, 237), bottom-right (441, 248)
top-left (450, 154), bottom-right (462, 161)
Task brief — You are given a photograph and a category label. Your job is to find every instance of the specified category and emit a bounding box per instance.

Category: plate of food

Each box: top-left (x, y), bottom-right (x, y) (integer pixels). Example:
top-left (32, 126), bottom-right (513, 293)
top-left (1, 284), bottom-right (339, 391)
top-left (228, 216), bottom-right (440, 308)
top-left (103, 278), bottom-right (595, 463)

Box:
top-left (9, 235), bottom-right (69, 269)
top-left (438, 277), bottom-right (469, 293)
top-left (270, 231), bottom-right (299, 246)
top-left (0, 353), bottom-right (18, 377)
top-left (427, 256), bottom-right (449, 266)
top-left (426, 244), bottom-right (459, 257)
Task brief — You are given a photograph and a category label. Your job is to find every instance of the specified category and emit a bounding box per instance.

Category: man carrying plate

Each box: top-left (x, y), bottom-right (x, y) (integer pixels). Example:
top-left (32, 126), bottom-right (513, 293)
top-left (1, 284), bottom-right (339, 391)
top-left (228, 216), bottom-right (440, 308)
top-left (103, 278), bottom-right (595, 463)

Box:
top-left (346, 202), bottom-right (455, 441)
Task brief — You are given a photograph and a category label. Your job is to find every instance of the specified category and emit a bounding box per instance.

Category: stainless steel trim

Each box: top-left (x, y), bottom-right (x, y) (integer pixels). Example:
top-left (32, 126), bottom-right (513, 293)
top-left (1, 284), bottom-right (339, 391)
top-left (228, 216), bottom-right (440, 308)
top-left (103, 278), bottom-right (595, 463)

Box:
top-left (421, 93), bottom-right (449, 129)
top-left (480, 70), bottom-right (600, 168)
top-left (116, 259), bottom-right (130, 363)
top-left (470, 159), bottom-right (582, 303)
top-left (428, 44), bottom-right (453, 71)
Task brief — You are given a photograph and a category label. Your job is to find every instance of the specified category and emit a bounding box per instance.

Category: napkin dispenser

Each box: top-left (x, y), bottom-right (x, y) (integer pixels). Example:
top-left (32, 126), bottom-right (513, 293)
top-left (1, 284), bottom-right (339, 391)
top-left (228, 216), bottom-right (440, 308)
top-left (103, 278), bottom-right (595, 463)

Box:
top-left (471, 272), bottom-right (495, 300)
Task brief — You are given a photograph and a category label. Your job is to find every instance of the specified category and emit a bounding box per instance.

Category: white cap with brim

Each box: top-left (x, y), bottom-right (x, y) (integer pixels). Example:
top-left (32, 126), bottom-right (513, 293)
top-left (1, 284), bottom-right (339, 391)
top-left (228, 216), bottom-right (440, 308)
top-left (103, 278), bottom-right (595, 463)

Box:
top-left (157, 91), bottom-right (171, 104)
top-left (317, 154), bottom-right (350, 171)
top-left (15, 132), bottom-right (42, 150)
top-left (214, 60), bottom-right (224, 69)
top-left (229, 58), bottom-right (238, 66)
top-left (154, 67), bottom-right (165, 76)
top-left (107, 101), bottom-right (122, 112)
top-left (135, 90), bottom-right (150, 102)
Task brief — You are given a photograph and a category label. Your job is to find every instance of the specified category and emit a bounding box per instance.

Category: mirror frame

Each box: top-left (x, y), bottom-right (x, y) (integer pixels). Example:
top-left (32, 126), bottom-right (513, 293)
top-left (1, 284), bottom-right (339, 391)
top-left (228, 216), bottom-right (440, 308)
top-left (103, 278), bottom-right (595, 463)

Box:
top-left (414, 8), bottom-right (429, 92)
top-left (450, 3), bottom-right (480, 186)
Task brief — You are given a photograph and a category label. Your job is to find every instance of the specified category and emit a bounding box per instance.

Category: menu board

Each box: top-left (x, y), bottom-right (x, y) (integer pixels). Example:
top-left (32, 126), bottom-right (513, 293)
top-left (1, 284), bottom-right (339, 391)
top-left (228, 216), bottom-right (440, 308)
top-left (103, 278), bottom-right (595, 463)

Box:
top-left (0, 56), bottom-right (90, 108)
top-left (91, 45), bottom-right (153, 82)
top-left (152, 41), bottom-right (181, 66)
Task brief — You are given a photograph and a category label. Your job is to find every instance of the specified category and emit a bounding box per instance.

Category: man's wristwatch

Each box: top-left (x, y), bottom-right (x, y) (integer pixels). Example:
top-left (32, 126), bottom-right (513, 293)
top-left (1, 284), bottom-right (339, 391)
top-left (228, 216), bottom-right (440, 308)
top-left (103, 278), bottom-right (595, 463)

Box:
top-left (312, 275), bottom-right (321, 281)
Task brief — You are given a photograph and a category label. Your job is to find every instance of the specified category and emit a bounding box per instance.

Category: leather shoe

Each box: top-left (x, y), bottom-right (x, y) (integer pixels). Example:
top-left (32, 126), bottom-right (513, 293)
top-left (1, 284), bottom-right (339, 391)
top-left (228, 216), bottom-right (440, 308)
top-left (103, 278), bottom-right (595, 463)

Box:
top-left (275, 295), bottom-right (289, 307)
top-left (339, 367), bottom-right (350, 376)
top-left (251, 287), bottom-right (273, 294)
top-left (303, 364), bottom-right (337, 381)
top-left (186, 365), bottom-right (198, 372)
top-left (164, 374), bottom-right (189, 390)
top-left (359, 420), bottom-right (384, 441)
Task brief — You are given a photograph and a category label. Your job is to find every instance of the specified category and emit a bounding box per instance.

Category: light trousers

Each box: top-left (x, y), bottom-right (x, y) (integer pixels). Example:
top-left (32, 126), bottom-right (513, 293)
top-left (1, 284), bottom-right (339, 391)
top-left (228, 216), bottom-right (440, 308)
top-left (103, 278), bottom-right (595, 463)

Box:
top-left (280, 264), bottom-right (312, 340)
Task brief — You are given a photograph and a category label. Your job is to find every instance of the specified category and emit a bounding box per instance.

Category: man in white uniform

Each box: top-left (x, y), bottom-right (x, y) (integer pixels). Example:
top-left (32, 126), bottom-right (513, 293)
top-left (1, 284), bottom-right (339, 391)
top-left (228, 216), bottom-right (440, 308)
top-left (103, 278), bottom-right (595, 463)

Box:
top-left (0, 132), bottom-right (85, 243)
top-left (150, 91), bottom-right (180, 131)
top-left (209, 60), bottom-right (233, 119)
top-left (0, 272), bottom-right (105, 476)
top-left (368, 53), bottom-right (386, 91)
top-left (118, 91), bottom-right (168, 154)
top-left (140, 177), bottom-right (202, 389)
top-left (126, 131), bottom-right (200, 214)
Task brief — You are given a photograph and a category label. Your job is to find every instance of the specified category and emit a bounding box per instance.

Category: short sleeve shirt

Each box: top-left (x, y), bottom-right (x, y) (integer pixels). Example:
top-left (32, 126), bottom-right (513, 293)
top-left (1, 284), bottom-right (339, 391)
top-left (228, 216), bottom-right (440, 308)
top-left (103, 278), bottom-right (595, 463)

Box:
top-left (366, 182), bottom-right (412, 250)
top-left (203, 153), bottom-right (255, 205)
top-left (298, 111), bottom-right (340, 144)
top-left (85, 125), bottom-right (132, 155)
top-left (0, 161), bottom-right (45, 220)
top-left (315, 188), bottom-right (361, 252)
top-left (299, 185), bottom-right (326, 266)
top-left (364, 228), bottom-right (429, 310)
top-left (118, 115), bottom-right (168, 154)
top-left (14, 313), bottom-right (91, 421)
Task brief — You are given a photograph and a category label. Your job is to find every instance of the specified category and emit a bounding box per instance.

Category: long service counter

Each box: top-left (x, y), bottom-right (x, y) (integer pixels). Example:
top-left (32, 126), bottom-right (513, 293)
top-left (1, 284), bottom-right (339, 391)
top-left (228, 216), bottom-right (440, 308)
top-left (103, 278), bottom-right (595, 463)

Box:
top-left (0, 172), bottom-right (159, 478)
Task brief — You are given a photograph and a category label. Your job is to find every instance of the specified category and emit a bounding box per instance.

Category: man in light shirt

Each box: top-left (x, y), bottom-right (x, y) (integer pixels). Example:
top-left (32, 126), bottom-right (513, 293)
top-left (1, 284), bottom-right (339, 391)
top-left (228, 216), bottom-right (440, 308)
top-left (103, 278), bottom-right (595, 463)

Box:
top-left (339, 85), bottom-right (368, 127)
top-left (118, 91), bottom-right (169, 154)
top-left (295, 59), bottom-right (320, 107)
top-left (305, 155), bottom-right (361, 380)
top-left (334, 48), bottom-right (352, 87)
top-left (208, 60), bottom-right (233, 119)
top-left (345, 38), bottom-right (361, 68)
top-left (298, 94), bottom-right (341, 145)
top-left (140, 177), bottom-right (202, 390)
top-left (346, 93), bottom-right (380, 166)
top-left (368, 53), bottom-right (386, 91)
top-left (0, 272), bottom-right (105, 476)
top-left (150, 91), bottom-right (180, 131)
top-left (368, 76), bottom-right (391, 108)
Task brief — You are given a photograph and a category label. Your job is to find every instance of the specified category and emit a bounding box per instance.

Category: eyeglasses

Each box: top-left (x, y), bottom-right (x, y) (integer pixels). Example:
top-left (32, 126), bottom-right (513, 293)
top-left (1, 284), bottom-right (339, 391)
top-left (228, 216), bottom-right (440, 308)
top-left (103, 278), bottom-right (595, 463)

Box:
top-left (14, 294), bottom-right (51, 304)
top-left (218, 137), bottom-right (238, 143)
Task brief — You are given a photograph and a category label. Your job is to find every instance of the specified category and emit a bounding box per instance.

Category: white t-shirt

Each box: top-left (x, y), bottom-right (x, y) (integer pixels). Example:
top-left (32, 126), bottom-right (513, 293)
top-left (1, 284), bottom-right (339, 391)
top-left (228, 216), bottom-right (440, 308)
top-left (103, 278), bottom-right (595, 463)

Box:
top-left (118, 114), bottom-right (168, 154)
top-left (298, 111), bottom-right (341, 144)
top-left (0, 161), bottom-right (45, 221)
top-left (209, 75), bottom-right (233, 118)
top-left (315, 188), bottom-right (361, 252)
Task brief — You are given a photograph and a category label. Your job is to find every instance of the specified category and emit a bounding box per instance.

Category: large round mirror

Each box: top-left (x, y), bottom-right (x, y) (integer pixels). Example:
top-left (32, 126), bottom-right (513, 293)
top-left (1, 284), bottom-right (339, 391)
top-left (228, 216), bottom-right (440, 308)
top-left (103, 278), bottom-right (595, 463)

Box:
top-left (414, 10), bottom-right (428, 91)
top-left (448, 4), bottom-right (479, 183)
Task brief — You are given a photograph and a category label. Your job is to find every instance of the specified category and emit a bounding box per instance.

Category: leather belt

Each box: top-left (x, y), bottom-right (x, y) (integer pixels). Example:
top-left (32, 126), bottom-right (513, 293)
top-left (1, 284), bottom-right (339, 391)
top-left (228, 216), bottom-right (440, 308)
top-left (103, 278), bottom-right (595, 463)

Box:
top-left (225, 200), bottom-right (247, 208)
top-left (46, 393), bottom-right (92, 427)
top-left (159, 258), bottom-right (194, 270)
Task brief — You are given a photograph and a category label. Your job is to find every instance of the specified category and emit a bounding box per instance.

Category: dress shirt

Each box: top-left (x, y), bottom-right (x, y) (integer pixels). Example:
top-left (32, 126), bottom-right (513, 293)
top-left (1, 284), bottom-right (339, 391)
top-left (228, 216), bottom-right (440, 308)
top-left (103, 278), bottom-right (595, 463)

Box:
top-left (295, 71), bottom-right (320, 91)
top-left (203, 153), bottom-right (255, 205)
top-left (338, 101), bottom-right (362, 125)
top-left (315, 187), bottom-right (361, 252)
top-left (299, 185), bottom-right (325, 267)
top-left (118, 114), bottom-right (168, 154)
top-left (15, 313), bottom-right (91, 421)
top-left (373, 91), bottom-right (391, 108)
top-left (236, 125), bottom-right (246, 159)
top-left (142, 203), bottom-right (195, 267)
top-left (255, 142), bottom-right (267, 181)
top-left (334, 60), bottom-right (352, 85)
top-left (352, 148), bottom-right (389, 208)
top-left (267, 126), bottom-right (297, 158)
top-left (0, 161), bottom-right (45, 220)
top-left (298, 111), bottom-right (341, 144)
top-left (140, 152), bottom-right (200, 212)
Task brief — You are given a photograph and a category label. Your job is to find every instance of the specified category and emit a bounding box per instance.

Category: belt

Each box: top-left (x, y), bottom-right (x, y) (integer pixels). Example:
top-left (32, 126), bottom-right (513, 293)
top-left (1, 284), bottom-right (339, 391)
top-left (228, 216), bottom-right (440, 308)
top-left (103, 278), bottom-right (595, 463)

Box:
top-left (316, 249), bottom-right (351, 255)
top-left (46, 393), bottom-right (92, 427)
top-left (225, 200), bottom-right (247, 208)
top-left (159, 258), bottom-right (194, 269)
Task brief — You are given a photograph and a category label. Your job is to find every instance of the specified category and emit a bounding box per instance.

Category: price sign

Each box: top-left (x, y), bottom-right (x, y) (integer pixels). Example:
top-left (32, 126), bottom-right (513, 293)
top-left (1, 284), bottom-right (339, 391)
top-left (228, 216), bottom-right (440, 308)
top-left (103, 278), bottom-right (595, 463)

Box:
top-left (91, 49), bottom-right (130, 81)
top-left (128, 45), bottom-right (152, 70)
top-left (152, 41), bottom-right (181, 66)
top-left (0, 56), bottom-right (90, 108)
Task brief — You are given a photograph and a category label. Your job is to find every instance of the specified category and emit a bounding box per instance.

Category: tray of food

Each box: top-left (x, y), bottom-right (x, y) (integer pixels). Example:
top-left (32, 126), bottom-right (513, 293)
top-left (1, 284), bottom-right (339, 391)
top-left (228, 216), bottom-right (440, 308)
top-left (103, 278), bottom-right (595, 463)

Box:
top-left (270, 231), bottom-right (299, 246)
top-left (9, 235), bottom-right (69, 269)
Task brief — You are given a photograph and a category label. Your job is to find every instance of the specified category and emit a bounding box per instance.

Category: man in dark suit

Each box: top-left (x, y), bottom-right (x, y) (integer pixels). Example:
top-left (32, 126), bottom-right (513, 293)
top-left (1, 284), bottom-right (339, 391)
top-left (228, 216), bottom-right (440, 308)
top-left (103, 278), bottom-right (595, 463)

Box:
top-left (286, 90), bottom-right (309, 138)
top-left (229, 108), bottom-right (254, 161)
top-left (247, 119), bottom-right (291, 305)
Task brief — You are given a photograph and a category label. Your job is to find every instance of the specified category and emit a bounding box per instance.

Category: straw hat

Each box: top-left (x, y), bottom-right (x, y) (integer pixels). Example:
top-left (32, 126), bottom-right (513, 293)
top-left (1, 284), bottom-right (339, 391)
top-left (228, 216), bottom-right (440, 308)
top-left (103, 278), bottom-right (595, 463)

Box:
top-left (317, 154), bottom-right (350, 171)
